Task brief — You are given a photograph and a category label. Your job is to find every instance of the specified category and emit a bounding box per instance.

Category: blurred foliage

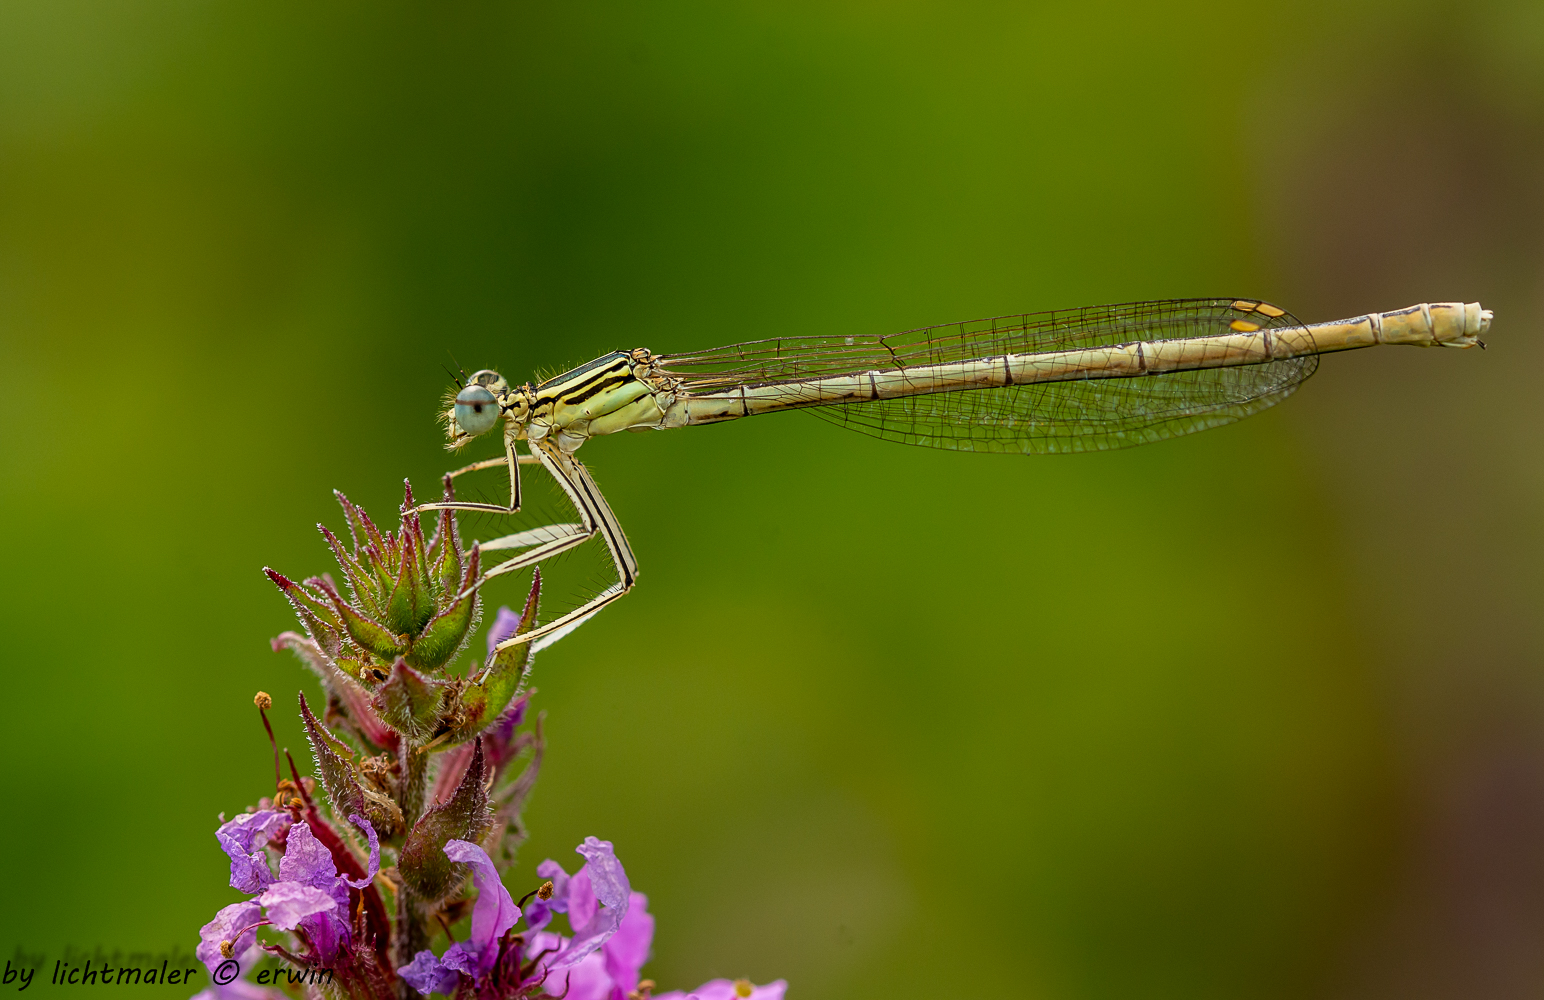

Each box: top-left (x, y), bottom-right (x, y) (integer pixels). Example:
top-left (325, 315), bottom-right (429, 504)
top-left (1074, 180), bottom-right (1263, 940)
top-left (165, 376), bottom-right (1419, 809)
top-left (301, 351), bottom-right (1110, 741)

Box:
top-left (1, 1), bottom-right (1540, 998)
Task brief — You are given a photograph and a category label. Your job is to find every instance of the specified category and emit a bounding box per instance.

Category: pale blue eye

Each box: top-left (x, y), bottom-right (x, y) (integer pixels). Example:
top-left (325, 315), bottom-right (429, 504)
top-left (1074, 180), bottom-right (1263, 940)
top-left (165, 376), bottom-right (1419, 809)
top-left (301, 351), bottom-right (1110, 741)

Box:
top-left (454, 385), bottom-right (499, 435)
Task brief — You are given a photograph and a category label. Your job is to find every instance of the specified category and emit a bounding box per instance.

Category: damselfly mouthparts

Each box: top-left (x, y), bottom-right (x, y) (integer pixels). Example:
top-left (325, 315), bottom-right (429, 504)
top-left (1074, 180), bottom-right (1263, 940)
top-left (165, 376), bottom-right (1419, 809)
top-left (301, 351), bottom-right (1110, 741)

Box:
top-left (418, 298), bottom-right (1491, 651)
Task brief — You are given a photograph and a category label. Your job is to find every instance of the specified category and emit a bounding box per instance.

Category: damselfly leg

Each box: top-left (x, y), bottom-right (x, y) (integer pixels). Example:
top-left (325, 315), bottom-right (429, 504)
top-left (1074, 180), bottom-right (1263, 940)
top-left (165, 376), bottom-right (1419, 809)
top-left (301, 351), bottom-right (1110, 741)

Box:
top-left (414, 433), bottom-right (641, 651)
top-left (487, 440), bottom-right (638, 651)
top-left (479, 523), bottom-right (591, 583)
top-left (414, 426), bottom-right (533, 516)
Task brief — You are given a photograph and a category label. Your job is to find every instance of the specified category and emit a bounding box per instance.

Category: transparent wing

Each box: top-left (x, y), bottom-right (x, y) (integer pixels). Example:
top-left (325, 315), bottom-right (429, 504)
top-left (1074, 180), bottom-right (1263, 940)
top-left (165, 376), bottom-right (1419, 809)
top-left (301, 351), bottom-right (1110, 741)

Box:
top-left (805, 357), bottom-right (1317, 454)
top-left (654, 298), bottom-right (1317, 454)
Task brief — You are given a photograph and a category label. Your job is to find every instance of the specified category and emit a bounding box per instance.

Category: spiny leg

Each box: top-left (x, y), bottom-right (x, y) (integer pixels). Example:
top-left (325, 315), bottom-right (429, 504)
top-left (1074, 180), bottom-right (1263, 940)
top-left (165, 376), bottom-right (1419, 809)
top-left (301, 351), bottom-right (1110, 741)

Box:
top-left (448, 454), bottom-right (544, 477)
top-left (419, 437), bottom-right (605, 599)
top-left (478, 522), bottom-right (594, 583)
top-left (413, 431), bottom-right (601, 601)
top-left (418, 431), bottom-right (638, 650)
top-left (491, 440), bottom-right (640, 652)
top-left (414, 427), bottom-right (539, 517)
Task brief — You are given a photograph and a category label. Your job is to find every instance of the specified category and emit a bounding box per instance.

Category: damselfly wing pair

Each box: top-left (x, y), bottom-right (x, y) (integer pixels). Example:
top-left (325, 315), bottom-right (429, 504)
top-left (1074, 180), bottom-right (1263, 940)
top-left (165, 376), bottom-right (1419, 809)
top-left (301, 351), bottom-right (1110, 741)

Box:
top-left (417, 298), bottom-right (1491, 652)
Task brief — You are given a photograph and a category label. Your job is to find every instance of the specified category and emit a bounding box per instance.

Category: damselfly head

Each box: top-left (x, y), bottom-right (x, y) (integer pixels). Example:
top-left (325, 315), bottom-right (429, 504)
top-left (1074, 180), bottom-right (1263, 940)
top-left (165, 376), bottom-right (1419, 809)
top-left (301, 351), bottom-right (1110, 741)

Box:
top-left (444, 368), bottom-right (514, 444)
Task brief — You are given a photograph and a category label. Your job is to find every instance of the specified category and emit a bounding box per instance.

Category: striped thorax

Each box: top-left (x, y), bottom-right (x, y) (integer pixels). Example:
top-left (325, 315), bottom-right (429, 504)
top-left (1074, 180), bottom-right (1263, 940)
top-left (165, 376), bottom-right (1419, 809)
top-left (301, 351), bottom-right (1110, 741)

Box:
top-left (446, 354), bottom-right (673, 454)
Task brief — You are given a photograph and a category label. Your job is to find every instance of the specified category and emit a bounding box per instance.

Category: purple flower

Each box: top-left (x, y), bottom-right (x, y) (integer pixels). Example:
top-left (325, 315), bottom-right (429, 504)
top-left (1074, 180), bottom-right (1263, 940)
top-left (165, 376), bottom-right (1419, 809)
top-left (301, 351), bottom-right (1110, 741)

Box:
top-left (192, 902), bottom-right (288, 1000)
top-left (197, 814), bottom-right (380, 969)
top-left (259, 820), bottom-right (353, 960)
top-left (397, 950), bottom-right (459, 997)
top-left (522, 838), bottom-right (647, 999)
top-left (654, 979), bottom-right (788, 1000)
top-left (524, 893), bottom-right (652, 1000)
top-left (550, 837), bottom-right (631, 970)
top-left (397, 839), bottom-right (519, 994)
top-left (195, 901), bottom-right (263, 979)
top-left (258, 882), bottom-right (339, 930)
top-left (440, 839), bottom-right (520, 976)
top-left (603, 892), bottom-right (653, 995)
top-left (215, 810), bottom-right (290, 893)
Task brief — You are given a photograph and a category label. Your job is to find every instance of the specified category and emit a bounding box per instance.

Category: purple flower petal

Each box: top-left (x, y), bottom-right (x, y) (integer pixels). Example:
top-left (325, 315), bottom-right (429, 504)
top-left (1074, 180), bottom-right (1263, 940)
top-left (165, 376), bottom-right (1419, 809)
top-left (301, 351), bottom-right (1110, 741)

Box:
top-left (439, 942), bottom-right (478, 978)
top-left (603, 892), bottom-right (654, 992)
top-left (398, 950), bottom-right (460, 997)
top-left (300, 907), bottom-right (351, 965)
top-left (217, 838), bottom-right (275, 894)
top-left (443, 839), bottom-right (520, 976)
top-left (486, 606), bottom-right (524, 657)
top-left (522, 900), bottom-right (553, 932)
top-left (653, 980), bottom-right (788, 1000)
top-left (214, 811), bottom-right (288, 893)
top-left (549, 838), bottom-right (631, 971)
top-left (189, 980), bottom-right (289, 1000)
top-left (523, 931), bottom-right (566, 963)
top-left (258, 882), bottom-right (338, 931)
top-left (566, 868), bottom-right (597, 933)
top-left (577, 837), bottom-right (630, 912)
top-left (217, 810), bottom-right (290, 852)
top-left (537, 859), bottom-right (571, 906)
top-left (542, 949), bottom-right (613, 1000)
top-left (342, 814), bottom-right (380, 889)
top-left (196, 901), bottom-right (262, 978)
top-left (277, 822), bottom-right (338, 888)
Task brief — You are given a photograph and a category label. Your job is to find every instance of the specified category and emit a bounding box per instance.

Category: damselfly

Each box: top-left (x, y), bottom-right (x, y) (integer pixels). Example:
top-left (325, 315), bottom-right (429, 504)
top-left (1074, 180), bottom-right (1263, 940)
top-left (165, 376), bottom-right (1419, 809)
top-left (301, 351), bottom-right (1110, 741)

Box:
top-left (419, 298), bottom-right (1491, 651)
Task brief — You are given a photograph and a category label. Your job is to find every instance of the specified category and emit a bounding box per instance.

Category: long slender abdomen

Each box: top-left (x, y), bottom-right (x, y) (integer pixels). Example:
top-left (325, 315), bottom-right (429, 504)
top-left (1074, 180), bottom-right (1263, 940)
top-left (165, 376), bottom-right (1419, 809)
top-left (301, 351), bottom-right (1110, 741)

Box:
top-left (662, 301), bottom-right (1490, 426)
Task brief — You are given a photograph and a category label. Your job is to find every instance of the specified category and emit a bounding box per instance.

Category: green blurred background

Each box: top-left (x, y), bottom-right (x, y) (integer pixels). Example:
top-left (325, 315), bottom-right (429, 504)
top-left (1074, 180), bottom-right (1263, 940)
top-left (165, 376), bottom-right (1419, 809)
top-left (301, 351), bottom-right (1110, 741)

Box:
top-left (2, 1), bottom-right (1541, 997)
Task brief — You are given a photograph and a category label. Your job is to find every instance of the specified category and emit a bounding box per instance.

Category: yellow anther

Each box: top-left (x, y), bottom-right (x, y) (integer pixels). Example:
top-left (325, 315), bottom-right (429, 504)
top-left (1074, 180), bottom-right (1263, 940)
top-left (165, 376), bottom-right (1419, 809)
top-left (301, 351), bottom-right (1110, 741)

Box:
top-left (537, 880), bottom-right (554, 901)
top-left (219, 940), bottom-right (234, 959)
top-left (734, 979), bottom-right (754, 998)
top-left (254, 691), bottom-right (273, 710)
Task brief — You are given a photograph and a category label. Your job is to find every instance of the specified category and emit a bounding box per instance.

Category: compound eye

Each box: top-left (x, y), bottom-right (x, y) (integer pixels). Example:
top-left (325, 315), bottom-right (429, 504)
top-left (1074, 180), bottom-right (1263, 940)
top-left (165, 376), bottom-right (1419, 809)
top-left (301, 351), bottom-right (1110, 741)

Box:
top-left (453, 384), bottom-right (499, 436)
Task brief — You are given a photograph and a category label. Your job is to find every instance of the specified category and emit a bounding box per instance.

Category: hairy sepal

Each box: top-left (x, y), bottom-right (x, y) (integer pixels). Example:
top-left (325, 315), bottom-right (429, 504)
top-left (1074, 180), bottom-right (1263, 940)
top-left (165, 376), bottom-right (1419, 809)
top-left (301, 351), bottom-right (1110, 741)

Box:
top-left (299, 693), bottom-right (404, 836)
top-left (264, 570), bottom-right (344, 657)
top-left (372, 659), bottom-right (449, 744)
top-left (314, 575), bottom-right (406, 662)
top-left (405, 545), bottom-right (480, 672)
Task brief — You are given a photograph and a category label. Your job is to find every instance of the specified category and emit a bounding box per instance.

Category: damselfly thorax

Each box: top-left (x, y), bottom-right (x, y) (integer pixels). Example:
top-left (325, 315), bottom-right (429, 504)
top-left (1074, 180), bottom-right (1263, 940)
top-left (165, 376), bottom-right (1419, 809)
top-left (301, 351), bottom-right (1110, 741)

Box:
top-left (418, 298), bottom-right (1492, 651)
